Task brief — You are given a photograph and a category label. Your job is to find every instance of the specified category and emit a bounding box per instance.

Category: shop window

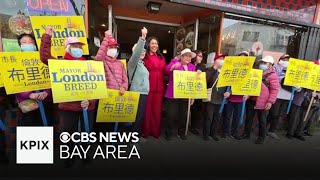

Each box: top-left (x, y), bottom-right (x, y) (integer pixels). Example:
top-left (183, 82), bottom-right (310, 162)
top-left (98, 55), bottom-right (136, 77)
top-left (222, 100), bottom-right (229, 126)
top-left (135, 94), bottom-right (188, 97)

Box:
top-left (242, 31), bottom-right (259, 42)
top-left (0, 0), bottom-right (85, 52)
top-left (221, 17), bottom-right (302, 59)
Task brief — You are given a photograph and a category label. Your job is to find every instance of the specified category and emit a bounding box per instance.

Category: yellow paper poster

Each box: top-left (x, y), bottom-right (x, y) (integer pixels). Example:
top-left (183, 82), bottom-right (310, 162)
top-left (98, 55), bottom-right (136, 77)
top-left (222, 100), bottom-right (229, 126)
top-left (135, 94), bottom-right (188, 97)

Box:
top-left (284, 58), bottom-right (314, 88)
top-left (217, 56), bottom-right (255, 88)
top-left (96, 89), bottom-right (140, 122)
top-left (231, 69), bottom-right (263, 96)
top-left (0, 52), bottom-right (51, 94)
top-left (120, 59), bottom-right (127, 72)
top-left (48, 59), bottom-right (107, 103)
top-left (173, 71), bottom-right (207, 99)
top-left (309, 64), bottom-right (320, 91)
top-left (30, 16), bottom-right (88, 57)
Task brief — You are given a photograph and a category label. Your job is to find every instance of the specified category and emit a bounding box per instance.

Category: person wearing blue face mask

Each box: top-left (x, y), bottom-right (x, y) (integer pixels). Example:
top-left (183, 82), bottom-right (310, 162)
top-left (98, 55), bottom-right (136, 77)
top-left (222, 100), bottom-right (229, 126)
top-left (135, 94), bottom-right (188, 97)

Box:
top-left (15, 34), bottom-right (54, 126)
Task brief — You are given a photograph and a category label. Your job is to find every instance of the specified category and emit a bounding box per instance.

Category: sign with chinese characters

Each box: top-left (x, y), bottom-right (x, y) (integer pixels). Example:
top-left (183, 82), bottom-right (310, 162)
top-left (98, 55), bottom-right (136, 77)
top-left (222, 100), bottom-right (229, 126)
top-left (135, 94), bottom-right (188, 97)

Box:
top-left (48, 59), bottom-right (107, 103)
top-left (0, 52), bottom-right (51, 94)
top-left (30, 16), bottom-right (88, 58)
top-left (309, 64), bottom-right (320, 91)
top-left (173, 71), bottom-right (207, 99)
top-left (217, 56), bottom-right (255, 88)
top-left (231, 69), bottom-right (262, 96)
top-left (120, 59), bottom-right (127, 72)
top-left (284, 58), bottom-right (314, 88)
top-left (96, 89), bottom-right (140, 122)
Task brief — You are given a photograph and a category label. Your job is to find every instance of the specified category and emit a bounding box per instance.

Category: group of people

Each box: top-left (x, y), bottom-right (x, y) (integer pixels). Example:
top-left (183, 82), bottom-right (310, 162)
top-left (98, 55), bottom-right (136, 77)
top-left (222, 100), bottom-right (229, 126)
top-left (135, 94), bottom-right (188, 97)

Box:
top-left (0, 27), bottom-right (319, 166)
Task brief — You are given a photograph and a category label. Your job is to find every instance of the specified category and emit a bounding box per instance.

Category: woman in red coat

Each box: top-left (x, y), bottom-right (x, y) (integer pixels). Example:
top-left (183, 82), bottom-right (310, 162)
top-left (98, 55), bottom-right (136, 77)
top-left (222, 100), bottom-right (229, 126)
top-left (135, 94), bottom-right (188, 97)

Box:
top-left (142, 37), bottom-right (166, 138)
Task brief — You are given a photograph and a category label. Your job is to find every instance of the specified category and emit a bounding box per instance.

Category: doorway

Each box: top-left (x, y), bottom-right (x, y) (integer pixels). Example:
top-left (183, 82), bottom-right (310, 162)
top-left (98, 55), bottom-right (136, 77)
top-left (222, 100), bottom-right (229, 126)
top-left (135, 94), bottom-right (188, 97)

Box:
top-left (116, 19), bottom-right (176, 63)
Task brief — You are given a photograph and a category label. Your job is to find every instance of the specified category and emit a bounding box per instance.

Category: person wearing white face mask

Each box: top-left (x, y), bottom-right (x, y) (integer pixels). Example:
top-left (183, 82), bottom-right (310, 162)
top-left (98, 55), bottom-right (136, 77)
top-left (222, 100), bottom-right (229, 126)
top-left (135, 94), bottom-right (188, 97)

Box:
top-left (241, 56), bottom-right (279, 144)
top-left (265, 54), bottom-right (293, 140)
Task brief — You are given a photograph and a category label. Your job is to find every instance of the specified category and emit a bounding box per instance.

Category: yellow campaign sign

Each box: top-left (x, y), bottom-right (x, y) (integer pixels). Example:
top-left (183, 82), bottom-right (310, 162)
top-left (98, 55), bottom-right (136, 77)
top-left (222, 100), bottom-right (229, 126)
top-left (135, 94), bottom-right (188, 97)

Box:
top-left (284, 58), bottom-right (314, 88)
top-left (217, 56), bottom-right (255, 87)
top-left (96, 89), bottom-right (140, 122)
top-left (231, 69), bottom-right (263, 96)
top-left (173, 71), bottom-right (207, 99)
top-left (0, 73), bottom-right (3, 88)
top-left (30, 16), bottom-right (88, 58)
top-left (120, 59), bottom-right (127, 72)
top-left (48, 60), bottom-right (108, 103)
top-left (0, 52), bottom-right (51, 94)
top-left (309, 64), bottom-right (320, 91)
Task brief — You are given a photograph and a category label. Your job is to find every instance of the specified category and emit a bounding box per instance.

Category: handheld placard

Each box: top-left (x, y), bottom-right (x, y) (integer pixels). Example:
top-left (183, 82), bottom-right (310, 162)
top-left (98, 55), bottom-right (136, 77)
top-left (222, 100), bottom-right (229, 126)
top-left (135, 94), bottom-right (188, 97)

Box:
top-left (239, 99), bottom-right (246, 127)
top-left (0, 119), bottom-right (6, 131)
top-left (219, 86), bottom-right (231, 113)
top-left (82, 108), bottom-right (90, 133)
top-left (286, 88), bottom-right (295, 114)
top-left (35, 90), bottom-right (48, 126)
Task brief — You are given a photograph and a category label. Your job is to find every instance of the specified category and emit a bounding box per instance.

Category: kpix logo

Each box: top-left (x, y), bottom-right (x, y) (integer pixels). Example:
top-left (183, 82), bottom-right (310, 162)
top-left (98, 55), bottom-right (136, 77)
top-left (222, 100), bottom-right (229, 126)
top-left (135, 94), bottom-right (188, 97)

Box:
top-left (16, 127), bottom-right (54, 164)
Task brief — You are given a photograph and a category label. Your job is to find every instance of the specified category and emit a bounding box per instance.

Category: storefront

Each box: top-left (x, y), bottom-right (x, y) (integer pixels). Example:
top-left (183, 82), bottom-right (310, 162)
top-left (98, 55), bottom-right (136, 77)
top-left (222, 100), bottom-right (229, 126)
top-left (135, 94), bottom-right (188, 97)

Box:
top-left (1, 0), bottom-right (319, 61)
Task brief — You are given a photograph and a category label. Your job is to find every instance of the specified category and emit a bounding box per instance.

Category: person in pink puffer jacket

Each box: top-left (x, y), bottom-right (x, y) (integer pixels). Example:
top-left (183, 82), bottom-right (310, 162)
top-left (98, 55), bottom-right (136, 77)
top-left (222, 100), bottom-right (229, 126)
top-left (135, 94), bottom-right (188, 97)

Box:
top-left (95, 31), bottom-right (128, 132)
top-left (241, 56), bottom-right (279, 144)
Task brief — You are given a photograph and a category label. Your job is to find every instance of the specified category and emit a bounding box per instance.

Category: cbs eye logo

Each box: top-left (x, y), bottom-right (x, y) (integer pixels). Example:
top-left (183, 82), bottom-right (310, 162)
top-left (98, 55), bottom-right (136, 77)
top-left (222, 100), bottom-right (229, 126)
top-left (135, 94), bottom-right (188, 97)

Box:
top-left (59, 132), bottom-right (71, 143)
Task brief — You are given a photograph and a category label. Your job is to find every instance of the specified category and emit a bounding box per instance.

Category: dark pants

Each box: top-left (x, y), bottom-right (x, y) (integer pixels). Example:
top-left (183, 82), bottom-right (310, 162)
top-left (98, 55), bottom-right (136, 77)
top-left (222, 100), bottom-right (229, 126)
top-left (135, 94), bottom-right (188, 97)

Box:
top-left (203, 103), bottom-right (221, 137)
top-left (244, 100), bottom-right (268, 138)
top-left (267, 99), bottom-right (289, 133)
top-left (0, 106), bottom-right (6, 155)
top-left (191, 99), bottom-right (205, 129)
top-left (304, 107), bottom-right (318, 132)
top-left (166, 98), bottom-right (188, 136)
top-left (224, 102), bottom-right (242, 136)
top-left (60, 110), bottom-right (94, 154)
top-left (19, 102), bottom-right (54, 126)
top-left (287, 104), bottom-right (304, 136)
top-left (132, 94), bottom-right (148, 136)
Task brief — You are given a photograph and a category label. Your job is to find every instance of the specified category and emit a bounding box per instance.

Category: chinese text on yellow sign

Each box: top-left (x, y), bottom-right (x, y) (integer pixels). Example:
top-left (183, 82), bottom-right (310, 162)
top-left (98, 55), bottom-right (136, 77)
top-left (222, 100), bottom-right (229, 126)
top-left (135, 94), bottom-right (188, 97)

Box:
top-left (309, 64), bottom-right (320, 91)
top-left (284, 58), bottom-right (313, 88)
top-left (231, 69), bottom-right (262, 96)
top-left (96, 89), bottom-right (140, 122)
top-left (0, 52), bottom-right (51, 94)
top-left (30, 16), bottom-right (88, 57)
top-left (173, 71), bottom-right (207, 99)
top-left (217, 56), bottom-right (255, 88)
top-left (48, 60), bottom-right (108, 103)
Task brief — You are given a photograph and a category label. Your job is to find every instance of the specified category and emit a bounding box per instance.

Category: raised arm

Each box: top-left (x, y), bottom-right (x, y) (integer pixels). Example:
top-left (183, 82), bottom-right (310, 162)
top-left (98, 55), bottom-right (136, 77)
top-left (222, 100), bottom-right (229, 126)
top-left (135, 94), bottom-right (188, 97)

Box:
top-left (95, 31), bottom-right (113, 61)
top-left (40, 26), bottom-right (56, 65)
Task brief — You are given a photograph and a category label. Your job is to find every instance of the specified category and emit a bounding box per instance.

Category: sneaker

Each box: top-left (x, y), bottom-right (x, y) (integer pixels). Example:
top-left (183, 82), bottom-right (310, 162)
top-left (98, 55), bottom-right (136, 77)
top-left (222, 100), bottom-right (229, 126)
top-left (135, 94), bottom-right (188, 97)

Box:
top-left (294, 135), bottom-right (306, 141)
top-left (267, 132), bottom-right (280, 140)
top-left (231, 134), bottom-right (241, 141)
top-left (240, 134), bottom-right (250, 140)
top-left (178, 134), bottom-right (187, 141)
top-left (286, 134), bottom-right (294, 139)
top-left (221, 134), bottom-right (227, 139)
top-left (303, 131), bottom-right (313, 137)
top-left (203, 136), bottom-right (210, 141)
top-left (255, 137), bottom-right (264, 144)
top-left (190, 128), bottom-right (199, 135)
top-left (210, 135), bottom-right (220, 142)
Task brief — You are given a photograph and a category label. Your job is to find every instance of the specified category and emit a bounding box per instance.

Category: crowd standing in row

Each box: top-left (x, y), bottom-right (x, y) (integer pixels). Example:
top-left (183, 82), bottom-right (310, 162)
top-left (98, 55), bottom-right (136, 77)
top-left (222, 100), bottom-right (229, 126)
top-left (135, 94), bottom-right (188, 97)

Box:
top-left (0, 27), bottom-right (319, 166)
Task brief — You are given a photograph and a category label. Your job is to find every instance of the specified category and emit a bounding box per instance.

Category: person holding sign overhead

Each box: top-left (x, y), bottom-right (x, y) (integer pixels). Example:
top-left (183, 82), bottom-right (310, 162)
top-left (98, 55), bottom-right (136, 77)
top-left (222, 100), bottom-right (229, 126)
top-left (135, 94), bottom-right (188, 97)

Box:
top-left (128, 27), bottom-right (149, 138)
top-left (40, 26), bottom-right (96, 167)
top-left (16, 33), bottom-right (53, 126)
top-left (241, 56), bottom-right (279, 144)
top-left (203, 54), bottom-right (229, 141)
top-left (164, 48), bottom-right (196, 141)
